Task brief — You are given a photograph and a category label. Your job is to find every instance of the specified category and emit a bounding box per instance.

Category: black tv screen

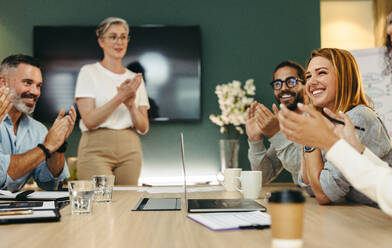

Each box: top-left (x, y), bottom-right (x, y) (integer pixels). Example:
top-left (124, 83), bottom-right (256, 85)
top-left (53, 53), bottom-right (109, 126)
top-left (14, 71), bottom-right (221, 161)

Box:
top-left (33, 25), bottom-right (201, 122)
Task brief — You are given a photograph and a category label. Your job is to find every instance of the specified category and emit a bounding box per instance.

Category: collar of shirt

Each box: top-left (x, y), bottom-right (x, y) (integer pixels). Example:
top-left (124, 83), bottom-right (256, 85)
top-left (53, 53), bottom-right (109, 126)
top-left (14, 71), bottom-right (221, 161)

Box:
top-left (3, 114), bottom-right (31, 151)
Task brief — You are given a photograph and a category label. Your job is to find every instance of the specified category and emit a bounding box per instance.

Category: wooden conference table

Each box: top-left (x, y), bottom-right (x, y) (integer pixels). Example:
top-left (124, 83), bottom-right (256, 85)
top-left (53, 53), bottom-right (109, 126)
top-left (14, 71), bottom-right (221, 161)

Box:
top-left (2, 184), bottom-right (392, 248)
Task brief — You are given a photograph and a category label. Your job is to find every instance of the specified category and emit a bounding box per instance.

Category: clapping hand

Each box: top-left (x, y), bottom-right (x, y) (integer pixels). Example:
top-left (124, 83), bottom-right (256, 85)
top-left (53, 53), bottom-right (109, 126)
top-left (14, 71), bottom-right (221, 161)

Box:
top-left (246, 101), bottom-right (263, 141)
top-left (62, 105), bottom-right (77, 139)
top-left (278, 103), bottom-right (336, 150)
top-left (118, 73), bottom-right (142, 108)
top-left (255, 104), bottom-right (280, 138)
top-left (44, 106), bottom-right (77, 152)
top-left (323, 108), bottom-right (365, 153)
top-left (246, 102), bottom-right (281, 140)
top-left (0, 87), bottom-right (14, 121)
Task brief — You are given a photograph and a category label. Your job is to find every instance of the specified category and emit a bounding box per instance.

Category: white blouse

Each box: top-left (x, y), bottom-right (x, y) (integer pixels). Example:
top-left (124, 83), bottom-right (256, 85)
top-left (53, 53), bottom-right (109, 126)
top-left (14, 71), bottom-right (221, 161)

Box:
top-left (75, 62), bottom-right (150, 132)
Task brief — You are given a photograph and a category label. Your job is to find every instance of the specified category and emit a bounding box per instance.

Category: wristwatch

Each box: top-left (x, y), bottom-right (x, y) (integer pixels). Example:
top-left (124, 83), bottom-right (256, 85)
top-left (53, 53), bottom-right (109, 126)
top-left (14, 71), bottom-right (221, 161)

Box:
top-left (37, 144), bottom-right (51, 160)
top-left (303, 146), bottom-right (315, 153)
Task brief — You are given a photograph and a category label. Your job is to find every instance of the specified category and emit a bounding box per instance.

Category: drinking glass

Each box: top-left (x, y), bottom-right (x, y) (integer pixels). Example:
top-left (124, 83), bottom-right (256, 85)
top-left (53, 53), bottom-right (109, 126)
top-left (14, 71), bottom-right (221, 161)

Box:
top-left (92, 175), bottom-right (115, 202)
top-left (68, 180), bottom-right (95, 215)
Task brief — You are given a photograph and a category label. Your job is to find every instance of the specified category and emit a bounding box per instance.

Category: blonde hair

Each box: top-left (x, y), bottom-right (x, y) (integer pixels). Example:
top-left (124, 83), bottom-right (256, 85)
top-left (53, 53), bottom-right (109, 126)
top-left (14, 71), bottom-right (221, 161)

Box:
top-left (306, 48), bottom-right (371, 113)
top-left (96, 17), bottom-right (129, 38)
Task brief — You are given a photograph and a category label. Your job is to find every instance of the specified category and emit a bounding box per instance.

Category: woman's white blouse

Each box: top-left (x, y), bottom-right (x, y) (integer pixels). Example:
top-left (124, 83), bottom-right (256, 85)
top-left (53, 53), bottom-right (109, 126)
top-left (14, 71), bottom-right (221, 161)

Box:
top-left (75, 62), bottom-right (150, 132)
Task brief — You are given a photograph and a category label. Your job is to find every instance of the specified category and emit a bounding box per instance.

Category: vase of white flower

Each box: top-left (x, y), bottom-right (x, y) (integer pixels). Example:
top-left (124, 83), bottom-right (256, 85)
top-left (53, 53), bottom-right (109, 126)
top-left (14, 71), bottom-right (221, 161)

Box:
top-left (209, 79), bottom-right (256, 171)
top-left (219, 139), bottom-right (239, 170)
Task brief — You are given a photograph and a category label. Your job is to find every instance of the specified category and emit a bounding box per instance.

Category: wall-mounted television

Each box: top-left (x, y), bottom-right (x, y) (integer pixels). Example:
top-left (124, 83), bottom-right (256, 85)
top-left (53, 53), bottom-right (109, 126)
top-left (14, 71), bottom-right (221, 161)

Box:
top-left (33, 25), bottom-right (201, 122)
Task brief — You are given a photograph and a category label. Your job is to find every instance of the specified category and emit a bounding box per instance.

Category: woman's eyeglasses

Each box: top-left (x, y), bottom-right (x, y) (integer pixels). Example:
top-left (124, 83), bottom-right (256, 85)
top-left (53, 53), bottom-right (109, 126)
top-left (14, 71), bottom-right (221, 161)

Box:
top-left (103, 35), bottom-right (130, 43)
top-left (270, 77), bottom-right (303, 90)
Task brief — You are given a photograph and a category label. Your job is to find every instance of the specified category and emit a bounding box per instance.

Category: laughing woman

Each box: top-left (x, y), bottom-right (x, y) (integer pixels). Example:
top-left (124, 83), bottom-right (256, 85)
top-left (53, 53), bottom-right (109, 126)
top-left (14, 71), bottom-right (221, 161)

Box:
top-left (299, 48), bottom-right (392, 205)
top-left (75, 17), bottom-right (150, 185)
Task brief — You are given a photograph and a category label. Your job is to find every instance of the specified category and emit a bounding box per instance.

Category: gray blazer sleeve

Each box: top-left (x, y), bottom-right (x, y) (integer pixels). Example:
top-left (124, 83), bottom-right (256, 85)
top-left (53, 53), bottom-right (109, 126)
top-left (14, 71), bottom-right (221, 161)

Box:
top-left (320, 105), bottom-right (392, 202)
top-left (269, 131), bottom-right (301, 184)
top-left (248, 131), bottom-right (301, 184)
top-left (248, 139), bottom-right (284, 184)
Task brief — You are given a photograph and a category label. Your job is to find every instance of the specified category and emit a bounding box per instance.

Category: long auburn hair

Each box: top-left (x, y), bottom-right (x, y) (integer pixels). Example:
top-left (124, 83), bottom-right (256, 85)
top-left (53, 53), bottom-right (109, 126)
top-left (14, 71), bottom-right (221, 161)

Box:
top-left (306, 48), bottom-right (371, 113)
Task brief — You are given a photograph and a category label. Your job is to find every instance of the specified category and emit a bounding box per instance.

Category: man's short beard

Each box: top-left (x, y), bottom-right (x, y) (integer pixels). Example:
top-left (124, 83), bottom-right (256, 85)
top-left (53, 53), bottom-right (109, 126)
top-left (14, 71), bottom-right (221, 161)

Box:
top-left (10, 89), bottom-right (35, 114)
top-left (13, 99), bottom-right (35, 114)
top-left (286, 94), bottom-right (304, 111)
top-left (274, 90), bottom-right (304, 111)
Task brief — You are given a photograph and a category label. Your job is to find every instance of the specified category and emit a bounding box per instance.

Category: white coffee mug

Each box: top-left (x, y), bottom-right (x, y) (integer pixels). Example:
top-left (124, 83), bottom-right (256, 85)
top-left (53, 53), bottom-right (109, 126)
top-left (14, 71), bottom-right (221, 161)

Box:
top-left (234, 171), bottom-right (262, 199)
top-left (220, 168), bottom-right (242, 191)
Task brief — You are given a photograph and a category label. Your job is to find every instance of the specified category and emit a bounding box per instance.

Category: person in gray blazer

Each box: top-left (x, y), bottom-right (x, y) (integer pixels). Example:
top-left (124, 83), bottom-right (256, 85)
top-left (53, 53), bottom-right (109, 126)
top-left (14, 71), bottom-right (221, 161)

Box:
top-left (297, 48), bottom-right (392, 206)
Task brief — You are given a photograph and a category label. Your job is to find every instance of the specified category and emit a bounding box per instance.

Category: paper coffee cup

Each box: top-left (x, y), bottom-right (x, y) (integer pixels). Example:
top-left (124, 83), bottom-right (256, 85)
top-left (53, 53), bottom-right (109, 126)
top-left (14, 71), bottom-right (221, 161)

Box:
top-left (268, 190), bottom-right (306, 248)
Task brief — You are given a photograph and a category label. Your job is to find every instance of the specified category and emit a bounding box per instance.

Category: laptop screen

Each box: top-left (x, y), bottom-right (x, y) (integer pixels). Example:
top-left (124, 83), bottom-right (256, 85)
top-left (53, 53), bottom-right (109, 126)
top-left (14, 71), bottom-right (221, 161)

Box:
top-left (180, 133), bottom-right (266, 213)
top-left (180, 133), bottom-right (188, 210)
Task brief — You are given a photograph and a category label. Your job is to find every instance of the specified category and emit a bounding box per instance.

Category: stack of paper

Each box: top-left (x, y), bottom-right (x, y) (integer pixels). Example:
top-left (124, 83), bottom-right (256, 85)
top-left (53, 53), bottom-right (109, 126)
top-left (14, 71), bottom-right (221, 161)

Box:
top-left (188, 211), bottom-right (271, 231)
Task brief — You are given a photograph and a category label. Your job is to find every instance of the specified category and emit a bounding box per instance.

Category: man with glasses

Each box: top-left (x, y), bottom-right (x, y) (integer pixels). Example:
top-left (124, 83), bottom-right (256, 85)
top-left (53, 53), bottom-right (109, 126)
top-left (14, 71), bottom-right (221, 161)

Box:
top-left (0, 54), bottom-right (76, 192)
top-left (246, 60), bottom-right (305, 184)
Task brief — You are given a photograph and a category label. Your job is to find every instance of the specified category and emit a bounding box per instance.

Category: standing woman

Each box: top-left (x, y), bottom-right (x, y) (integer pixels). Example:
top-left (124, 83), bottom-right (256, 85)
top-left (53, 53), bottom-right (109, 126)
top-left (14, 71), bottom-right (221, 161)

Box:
top-left (75, 17), bottom-right (150, 185)
top-left (299, 48), bottom-right (392, 205)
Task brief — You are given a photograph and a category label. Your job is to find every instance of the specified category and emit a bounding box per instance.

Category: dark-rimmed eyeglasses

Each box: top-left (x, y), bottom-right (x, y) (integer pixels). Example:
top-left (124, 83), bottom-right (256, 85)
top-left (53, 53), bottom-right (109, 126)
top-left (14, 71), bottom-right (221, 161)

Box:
top-left (270, 77), bottom-right (303, 90)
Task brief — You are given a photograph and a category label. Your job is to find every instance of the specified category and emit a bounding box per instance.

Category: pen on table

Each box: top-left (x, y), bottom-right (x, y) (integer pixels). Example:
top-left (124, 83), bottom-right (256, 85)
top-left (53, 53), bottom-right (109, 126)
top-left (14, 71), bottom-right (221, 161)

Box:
top-left (238, 224), bottom-right (270, 230)
top-left (0, 209), bottom-right (33, 216)
top-left (142, 183), bottom-right (152, 187)
top-left (322, 111), bottom-right (365, 131)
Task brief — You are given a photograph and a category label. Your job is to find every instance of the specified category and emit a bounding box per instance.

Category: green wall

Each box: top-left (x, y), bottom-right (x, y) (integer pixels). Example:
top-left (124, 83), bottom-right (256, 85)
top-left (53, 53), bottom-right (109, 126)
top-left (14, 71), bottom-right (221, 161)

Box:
top-left (0, 0), bottom-right (320, 182)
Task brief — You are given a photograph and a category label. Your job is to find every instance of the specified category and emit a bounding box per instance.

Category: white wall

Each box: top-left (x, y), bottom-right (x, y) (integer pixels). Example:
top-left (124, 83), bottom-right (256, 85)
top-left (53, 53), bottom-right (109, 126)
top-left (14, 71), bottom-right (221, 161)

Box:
top-left (321, 0), bottom-right (375, 50)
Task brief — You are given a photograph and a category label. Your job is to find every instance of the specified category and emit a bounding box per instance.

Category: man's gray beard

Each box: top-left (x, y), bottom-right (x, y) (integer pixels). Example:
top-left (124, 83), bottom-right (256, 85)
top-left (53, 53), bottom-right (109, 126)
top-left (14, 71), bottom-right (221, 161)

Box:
top-left (10, 90), bottom-right (35, 114)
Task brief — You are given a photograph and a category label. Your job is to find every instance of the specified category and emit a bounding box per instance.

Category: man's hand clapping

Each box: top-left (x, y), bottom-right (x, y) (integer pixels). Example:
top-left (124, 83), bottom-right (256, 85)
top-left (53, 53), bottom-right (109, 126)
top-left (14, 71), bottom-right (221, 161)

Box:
top-left (246, 101), bottom-right (280, 141)
top-left (255, 104), bottom-right (280, 138)
top-left (43, 106), bottom-right (77, 153)
top-left (0, 87), bottom-right (14, 121)
top-left (246, 101), bottom-right (263, 141)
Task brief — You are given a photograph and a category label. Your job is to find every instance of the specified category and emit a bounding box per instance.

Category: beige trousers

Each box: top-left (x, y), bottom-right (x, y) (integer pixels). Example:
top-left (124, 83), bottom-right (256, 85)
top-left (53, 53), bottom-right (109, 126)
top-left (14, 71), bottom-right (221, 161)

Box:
top-left (77, 128), bottom-right (142, 185)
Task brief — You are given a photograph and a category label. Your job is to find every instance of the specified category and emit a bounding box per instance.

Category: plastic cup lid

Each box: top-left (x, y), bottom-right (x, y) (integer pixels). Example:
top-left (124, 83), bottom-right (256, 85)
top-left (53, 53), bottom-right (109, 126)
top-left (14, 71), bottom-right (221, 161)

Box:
top-left (268, 189), bottom-right (305, 203)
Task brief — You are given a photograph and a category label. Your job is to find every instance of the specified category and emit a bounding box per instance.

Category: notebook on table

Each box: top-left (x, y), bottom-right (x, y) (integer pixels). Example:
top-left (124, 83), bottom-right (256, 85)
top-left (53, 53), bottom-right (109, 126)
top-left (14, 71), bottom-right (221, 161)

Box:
top-left (0, 201), bottom-right (61, 224)
top-left (179, 133), bottom-right (266, 213)
top-left (0, 209), bottom-right (61, 224)
top-left (0, 190), bottom-right (69, 201)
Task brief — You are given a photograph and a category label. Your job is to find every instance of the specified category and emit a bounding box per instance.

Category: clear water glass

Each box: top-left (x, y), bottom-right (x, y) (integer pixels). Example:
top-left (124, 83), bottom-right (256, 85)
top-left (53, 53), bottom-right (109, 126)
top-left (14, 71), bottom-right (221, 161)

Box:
top-left (68, 180), bottom-right (95, 215)
top-left (92, 175), bottom-right (115, 202)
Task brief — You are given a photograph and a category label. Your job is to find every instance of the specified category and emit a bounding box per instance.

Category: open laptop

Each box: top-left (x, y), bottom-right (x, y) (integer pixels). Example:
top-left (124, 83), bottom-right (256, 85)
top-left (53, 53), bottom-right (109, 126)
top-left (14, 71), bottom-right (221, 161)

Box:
top-left (180, 133), bottom-right (266, 213)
